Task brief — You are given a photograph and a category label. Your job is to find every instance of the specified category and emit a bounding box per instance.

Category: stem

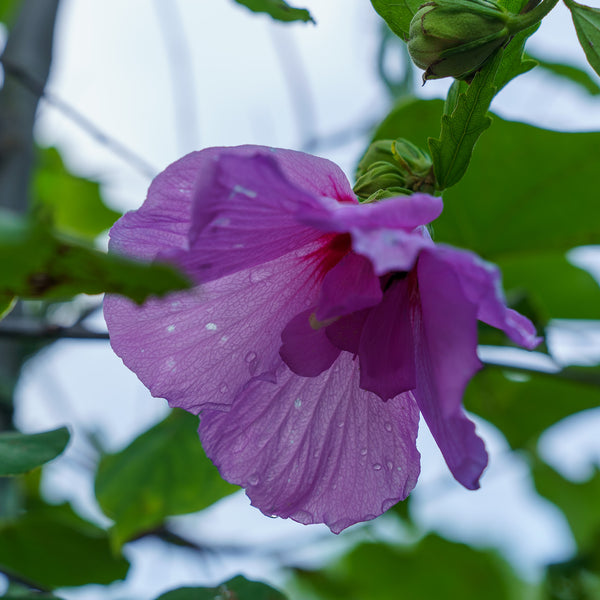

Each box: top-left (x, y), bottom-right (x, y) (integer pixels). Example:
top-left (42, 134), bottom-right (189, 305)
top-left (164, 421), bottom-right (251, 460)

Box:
top-left (507, 0), bottom-right (560, 32)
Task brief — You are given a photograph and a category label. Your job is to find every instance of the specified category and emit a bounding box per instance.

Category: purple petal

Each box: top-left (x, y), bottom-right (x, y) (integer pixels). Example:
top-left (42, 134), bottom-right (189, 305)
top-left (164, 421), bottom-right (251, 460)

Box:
top-left (413, 249), bottom-right (488, 490)
top-left (358, 278), bottom-right (416, 401)
top-left (104, 244), bottom-right (324, 413)
top-left (326, 309), bottom-right (370, 355)
top-left (315, 251), bottom-right (382, 322)
top-left (300, 193), bottom-right (443, 234)
top-left (200, 354), bottom-right (421, 534)
top-left (280, 309), bottom-right (340, 377)
top-left (434, 245), bottom-right (542, 350)
top-left (173, 149), bottom-right (355, 284)
top-left (351, 227), bottom-right (434, 276)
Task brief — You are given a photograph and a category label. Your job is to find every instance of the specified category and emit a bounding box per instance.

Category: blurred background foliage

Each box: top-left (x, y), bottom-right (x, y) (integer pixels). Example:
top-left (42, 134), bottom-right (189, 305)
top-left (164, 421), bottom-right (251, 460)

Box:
top-left (0, 0), bottom-right (599, 599)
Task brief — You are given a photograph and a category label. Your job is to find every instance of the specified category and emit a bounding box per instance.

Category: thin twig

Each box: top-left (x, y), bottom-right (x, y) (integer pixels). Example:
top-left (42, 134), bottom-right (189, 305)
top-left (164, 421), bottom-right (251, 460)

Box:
top-left (1, 58), bottom-right (158, 179)
top-left (0, 320), bottom-right (109, 340)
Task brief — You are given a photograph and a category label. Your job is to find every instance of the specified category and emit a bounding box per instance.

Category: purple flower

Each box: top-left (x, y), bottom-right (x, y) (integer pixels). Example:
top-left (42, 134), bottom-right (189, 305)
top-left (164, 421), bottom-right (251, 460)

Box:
top-left (104, 145), bottom-right (540, 533)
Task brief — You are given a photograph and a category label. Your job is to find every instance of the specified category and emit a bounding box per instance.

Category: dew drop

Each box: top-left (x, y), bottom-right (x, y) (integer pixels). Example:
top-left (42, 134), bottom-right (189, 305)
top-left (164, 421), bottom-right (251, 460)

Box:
top-left (373, 463), bottom-right (382, 471)
top-left (166, 358), bottom-right (176, 370)
top-left (249, 269), bottom-right (271, 283)
top-left (337, 421), bottom-right (344, 428)
top-left (166, 324), bottom-right (175, 333)
top-left (294, 397), bottom-right (302, 409)
top-left (245, 351), bottom-right (257, 363)
top-left (360, 448), bottom-right (368, 456)
top-left (248, 474), bottom-right (259, 486)
top-left (386, 461), bottom-right (393, 470)
top-left (396, 466), bottom-right (403, 472)
top-left (219, 383), bottom-right (229, 393)
top-left (384, 422), bottom-right (392, 432)
top-left (205, 322), bottom-right (217, 331)
top-left (219, 335), bottom-right (229, 344)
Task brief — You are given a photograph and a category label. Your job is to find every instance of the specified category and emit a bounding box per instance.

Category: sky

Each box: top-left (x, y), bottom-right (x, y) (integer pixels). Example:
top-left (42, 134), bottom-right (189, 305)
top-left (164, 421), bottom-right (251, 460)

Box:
top-left (3, 0), bottom-right (600, 598)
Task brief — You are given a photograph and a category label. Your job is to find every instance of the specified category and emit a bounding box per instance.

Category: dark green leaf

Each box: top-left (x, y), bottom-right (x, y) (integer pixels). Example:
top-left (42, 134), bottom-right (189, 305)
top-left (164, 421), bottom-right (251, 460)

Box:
top-left (33, 147), bottom-right (121, 242)
top-left (0, 427), bottom-right (69, 476)
top-left (0, 502), bottom-right (129, 589)
top-left (565, 0), bottom-right (600, 78)
top-left (0, 211), bottom-right (191, 304)
top-left (526, 51), bottom-right (600, 95)
top-left (429, 26), bottom-right (537, 191)
top-left (464, 368), bottom-right (600, 450)
top-left (155, 576), bottom-right (287, 600)
top-left (0, 0), bottom-right (20, 26)
top-left (293, 535), bottom-right (522, 600)
top-left (232, 0), bottom-right (314, 23)
top-left (370, 0), bottom-right (423, 41)
top-left (95, 409), bottom-right (237, 549)
top-left (532, 456), bottom-right (600, 551)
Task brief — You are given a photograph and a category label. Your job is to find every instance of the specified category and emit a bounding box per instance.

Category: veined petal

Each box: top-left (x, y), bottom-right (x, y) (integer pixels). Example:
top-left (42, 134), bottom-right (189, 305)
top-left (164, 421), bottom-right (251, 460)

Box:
top-left (300, 193), bottom-right (443, 234)
top-left (358, 278), bottom-right (416, 401)
top-left (104, 245), bottom-right (324, 413)
top-left (173, 148), bottom-right (355, 284)
top-left (280, 309), bottom-right (341, 377)
top-left (200, 354), bottom-right (421, 534)
top-left (315, 251), bottom-right (382, 322)
top-left (434, 245), bottom-right (542, 350)
top-left (413, 249), bottom-right (488, 490)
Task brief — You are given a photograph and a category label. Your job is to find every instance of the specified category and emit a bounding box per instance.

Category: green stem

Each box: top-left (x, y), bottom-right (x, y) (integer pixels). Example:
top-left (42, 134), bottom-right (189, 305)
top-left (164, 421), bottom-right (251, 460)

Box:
top-left (507, 0), bottom-right (560, 32)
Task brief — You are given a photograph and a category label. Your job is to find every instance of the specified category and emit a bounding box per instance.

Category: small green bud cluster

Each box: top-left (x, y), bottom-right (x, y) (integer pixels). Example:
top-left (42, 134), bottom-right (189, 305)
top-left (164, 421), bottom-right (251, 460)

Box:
top-left (407, 0), bottom-right (511, 81)
top-left (354, 138), bottom-right (435, 202)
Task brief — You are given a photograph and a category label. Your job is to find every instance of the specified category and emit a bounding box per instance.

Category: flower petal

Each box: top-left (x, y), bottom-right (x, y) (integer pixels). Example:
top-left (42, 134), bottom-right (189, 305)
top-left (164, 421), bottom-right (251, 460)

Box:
top-left (104, 245), bottom-right (324, 413)
top-left (315, 251), bottom-right (382, 322)
top-left (358, 278), bottom-right (417, 401)
top-left (412, 249), bottom-right (488, 490)
top-left (174, 148), bottom-right (356, 284)
top-left (434, 245), bottom-right (542, 349)
top-left (300, 193), bottom-right (443, 234)
top-left (200, 354), bottom-right (421, 534)
top-left (280, 309), bottom-right (341, 377)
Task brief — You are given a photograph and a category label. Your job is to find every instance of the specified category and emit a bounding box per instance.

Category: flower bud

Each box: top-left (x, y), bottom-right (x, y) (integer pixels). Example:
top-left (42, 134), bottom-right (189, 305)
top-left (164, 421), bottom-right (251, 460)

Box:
top-left (354, 138), bottom-right (434, 201)
top-left (407, 0), bottom-right (511, 81)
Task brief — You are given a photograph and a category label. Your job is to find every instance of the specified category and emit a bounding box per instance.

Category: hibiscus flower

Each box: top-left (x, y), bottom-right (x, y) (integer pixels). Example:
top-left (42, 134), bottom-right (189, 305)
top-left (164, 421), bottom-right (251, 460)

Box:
top-left (104, 145), bottom-right (540, 533)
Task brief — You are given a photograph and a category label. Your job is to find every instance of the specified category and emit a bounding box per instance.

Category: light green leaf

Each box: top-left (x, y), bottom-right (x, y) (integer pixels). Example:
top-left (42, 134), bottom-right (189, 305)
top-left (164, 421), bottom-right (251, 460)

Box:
top-left (293, 536), bottom-right (522, 600)
top-left (464, 368), bottom-right (600, 450)
top-left (0, 427), bottom-right (69, 476)
top-left (155, 577), bottom-right (287, 600)
top-left (526, 51), bottom-right (600, 95)
top-left (565, 0), bottom-right (600, 78)
top-left (0, 211), bottom-right (191, 304)
top-left (95, 409), bottom-right (237, 549)
top-left (0, 502), bottom-right (129, 589)
top-left (0, 0), bottom-right (20, 26)
top-left (33, 147), bottom-right (121, 242)
top-left (232, 0), bottom-right (314, 23)
top-left (370, 0), bottom-right (424, 41)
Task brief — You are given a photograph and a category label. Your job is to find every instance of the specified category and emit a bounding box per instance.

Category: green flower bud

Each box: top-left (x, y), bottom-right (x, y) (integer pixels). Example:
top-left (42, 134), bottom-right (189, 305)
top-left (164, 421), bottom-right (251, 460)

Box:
top-left (354, 138), bottom-right (434, 201)
top-left (407, 0), bottom-right (511, 81)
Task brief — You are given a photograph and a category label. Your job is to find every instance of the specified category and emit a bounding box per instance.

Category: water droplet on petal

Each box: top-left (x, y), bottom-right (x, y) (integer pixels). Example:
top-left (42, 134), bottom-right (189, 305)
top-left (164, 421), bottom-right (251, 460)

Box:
top-left (386, 461), bottom-right (393, 470)
top-left (360, 448), bottom-right (368, 456)
top-left (294, 398), bottom-right (302, 409)
top-left (249, 269), bottom-right (271, 283)
top-left (166, 324), bottom-right (175, 333)
top-left (397, 466), bottom-right (403, 472)
top-left (373, 463), bottom-right (382, 471)
top-left (205, 322), bottom-right (217, 331)
top-left (248, 474), bottom-right (259, 486)
top-left (219, 383), bottom-right (229, 393)
top-left (245, 351), bottom-right (257, 363)
top-left (337, 421), bottom-right (344, 428)
top-left (384, 422), bottom-right (392, 432)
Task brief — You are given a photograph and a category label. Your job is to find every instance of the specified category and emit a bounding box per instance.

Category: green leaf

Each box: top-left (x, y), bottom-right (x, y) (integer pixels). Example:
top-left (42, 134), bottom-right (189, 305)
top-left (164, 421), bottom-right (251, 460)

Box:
top-left (0, 427), bottom-right (69, 476)
top-left (293, 535), bottom-right (522, 600)
top-left (155, 576), bottom-right (287, 600)
top-left (232, 0), bottom-right (314, 23)
top-left (565, 0), bottom-right (600, 78)
top-left (464, 368), bottom-right (600, 450)
top-left (428, 26), bottom-right (537, 191)
top-left (370, 0), bottom-right (423, 41)
top-left (1, 582), bottom-right (63, 599)
top-left (95, 409), bottom-right (237, 549)
top-left (0, 0), bottom-right (20, 26)
top-left (532, 456), bottom-right (600, 551)
top-left (33, 147), bottom-right (121, 242)
top-left (0, 211), bottom-right (191, 304)
top-left (526, 51), bottom-right (600, 95)
top-left (0, 502), bottom-right (129, 589)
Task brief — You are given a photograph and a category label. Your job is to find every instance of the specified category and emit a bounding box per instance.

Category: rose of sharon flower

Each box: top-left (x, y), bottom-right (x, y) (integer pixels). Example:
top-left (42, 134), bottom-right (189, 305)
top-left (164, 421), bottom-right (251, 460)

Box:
top-left (104, 145), bottom-right (540, 533)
